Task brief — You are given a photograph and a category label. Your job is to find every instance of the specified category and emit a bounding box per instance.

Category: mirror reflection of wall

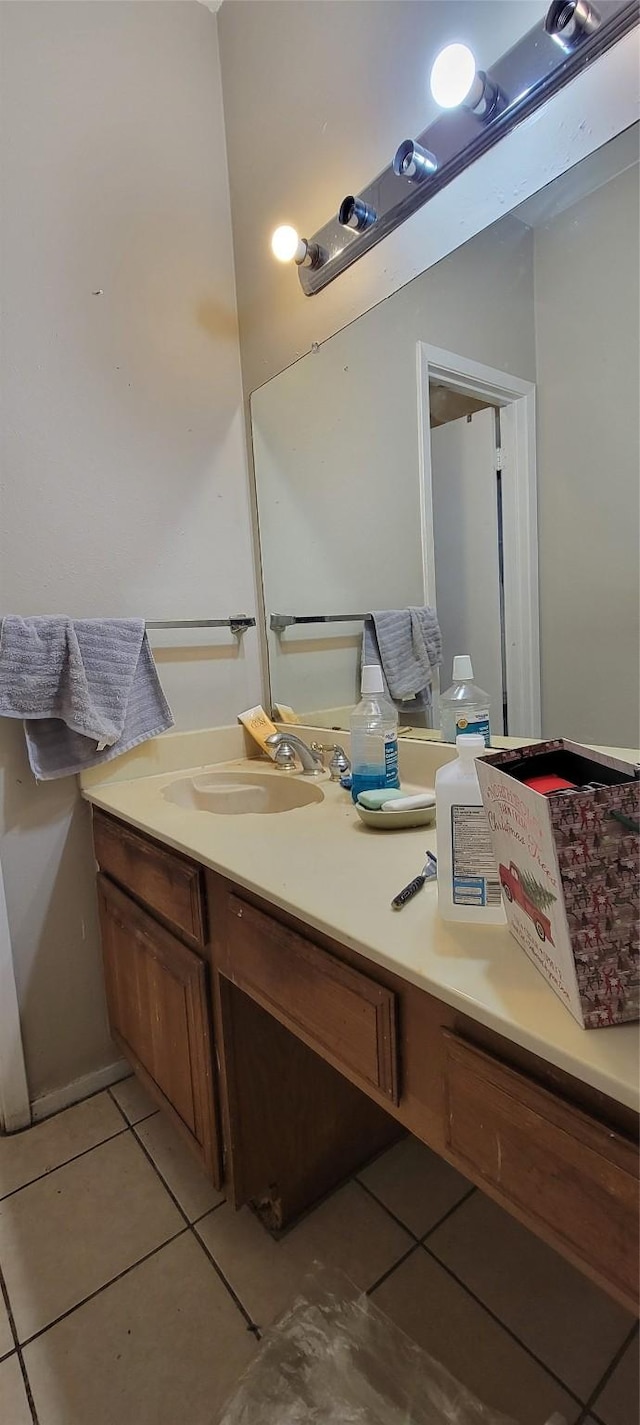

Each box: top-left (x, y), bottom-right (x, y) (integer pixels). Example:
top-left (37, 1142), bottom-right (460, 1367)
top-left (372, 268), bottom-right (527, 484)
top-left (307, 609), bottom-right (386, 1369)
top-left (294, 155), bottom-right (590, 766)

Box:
top-left (251, 124), bottom-right (639, 749)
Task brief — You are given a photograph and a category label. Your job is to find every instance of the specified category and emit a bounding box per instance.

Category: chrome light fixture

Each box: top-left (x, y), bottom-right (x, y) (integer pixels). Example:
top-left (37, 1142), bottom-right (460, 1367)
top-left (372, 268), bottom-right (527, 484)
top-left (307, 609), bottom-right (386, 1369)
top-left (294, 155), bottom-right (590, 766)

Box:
top-left (393, 139), bottom-right (439, 183)
top-left (338, 195), bottom-right (377, 231)
top-left (284, 0), bottom-right (637, 295)
top-left (545, 0), bottom-right (602, 50)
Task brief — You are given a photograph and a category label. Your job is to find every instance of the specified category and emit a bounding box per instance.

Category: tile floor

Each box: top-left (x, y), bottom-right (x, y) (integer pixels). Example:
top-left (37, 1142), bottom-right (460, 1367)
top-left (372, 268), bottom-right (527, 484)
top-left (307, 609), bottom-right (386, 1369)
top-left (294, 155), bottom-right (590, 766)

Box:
top-left (0, 1078), bottom-right (636, 1425)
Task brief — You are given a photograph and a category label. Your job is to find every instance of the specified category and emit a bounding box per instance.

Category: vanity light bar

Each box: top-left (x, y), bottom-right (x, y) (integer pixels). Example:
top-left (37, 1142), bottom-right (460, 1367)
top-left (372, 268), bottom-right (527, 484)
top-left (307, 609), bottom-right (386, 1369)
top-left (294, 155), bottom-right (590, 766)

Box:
top-left (297, 0), bottom-right (638, 296)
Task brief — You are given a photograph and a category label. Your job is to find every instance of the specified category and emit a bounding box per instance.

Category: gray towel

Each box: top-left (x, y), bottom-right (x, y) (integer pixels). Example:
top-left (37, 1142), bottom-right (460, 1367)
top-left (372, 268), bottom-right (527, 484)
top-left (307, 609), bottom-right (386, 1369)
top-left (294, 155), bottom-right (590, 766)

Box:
top-left (0, 616), bottom-right (174, 780)
top-left (362, 608), bottom-right (442, 725)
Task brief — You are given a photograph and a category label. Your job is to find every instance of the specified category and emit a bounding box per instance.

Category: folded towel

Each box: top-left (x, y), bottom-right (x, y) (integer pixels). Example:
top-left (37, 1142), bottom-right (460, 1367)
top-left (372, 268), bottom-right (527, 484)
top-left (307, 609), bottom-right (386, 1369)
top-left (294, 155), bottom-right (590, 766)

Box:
top-left (362, 607), bottom-right (442, 727)
top-left (0, 617), bottom-right (174, 780)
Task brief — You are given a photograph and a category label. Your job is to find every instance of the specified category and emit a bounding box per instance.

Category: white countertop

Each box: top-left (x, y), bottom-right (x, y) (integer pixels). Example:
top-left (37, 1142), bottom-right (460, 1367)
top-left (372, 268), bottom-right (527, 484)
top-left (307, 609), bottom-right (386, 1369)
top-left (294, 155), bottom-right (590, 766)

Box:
top-left (82, 726), bottom-right (639, 1114)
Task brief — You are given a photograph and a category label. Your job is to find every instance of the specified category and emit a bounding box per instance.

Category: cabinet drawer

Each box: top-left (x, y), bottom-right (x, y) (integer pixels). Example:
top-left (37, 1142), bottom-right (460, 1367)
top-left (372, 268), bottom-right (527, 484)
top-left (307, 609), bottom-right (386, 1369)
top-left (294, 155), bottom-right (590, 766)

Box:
top-left (443, 1034), bottom-right (639, 1310)
top-left (97, 876), bottom-right (219, 1180)
top-left (93, 812), bottom-right (205, 947)
top-left (225, 896), bottom-right (398, 1103)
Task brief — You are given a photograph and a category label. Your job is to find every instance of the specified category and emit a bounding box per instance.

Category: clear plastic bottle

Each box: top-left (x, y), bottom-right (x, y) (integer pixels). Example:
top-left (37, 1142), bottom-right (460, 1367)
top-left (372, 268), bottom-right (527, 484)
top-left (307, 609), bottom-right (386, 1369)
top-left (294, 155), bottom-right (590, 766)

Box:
top-left (440, 655), bottom-right (491, 746)
top-left (435, 734), bottom-right (505, 923)
top-left (350, 666), bottom-right (400, 803)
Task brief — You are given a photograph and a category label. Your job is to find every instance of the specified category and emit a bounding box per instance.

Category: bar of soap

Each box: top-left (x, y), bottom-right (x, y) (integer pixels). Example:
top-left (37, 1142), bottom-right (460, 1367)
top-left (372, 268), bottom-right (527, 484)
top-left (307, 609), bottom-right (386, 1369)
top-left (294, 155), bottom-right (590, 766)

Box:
top-left (356, 789), bottom-right (405, 810)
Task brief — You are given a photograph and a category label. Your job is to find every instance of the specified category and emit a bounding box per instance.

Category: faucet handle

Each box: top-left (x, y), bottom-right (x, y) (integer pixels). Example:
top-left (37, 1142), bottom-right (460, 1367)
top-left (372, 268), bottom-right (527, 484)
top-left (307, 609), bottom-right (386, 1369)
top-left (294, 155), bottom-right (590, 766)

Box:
top-left (311, 742), bottom-right (351, 780)
top-left (270, 737), bottom-right (298, 772)
top-left (328, 745), bottom-right (351, 781)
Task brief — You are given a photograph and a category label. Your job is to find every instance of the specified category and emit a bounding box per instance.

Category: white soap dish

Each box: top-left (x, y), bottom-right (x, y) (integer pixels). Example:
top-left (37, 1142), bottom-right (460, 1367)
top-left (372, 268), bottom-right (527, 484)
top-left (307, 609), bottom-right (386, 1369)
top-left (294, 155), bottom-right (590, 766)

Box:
top-left (355, 801), bottom-right (436, 831)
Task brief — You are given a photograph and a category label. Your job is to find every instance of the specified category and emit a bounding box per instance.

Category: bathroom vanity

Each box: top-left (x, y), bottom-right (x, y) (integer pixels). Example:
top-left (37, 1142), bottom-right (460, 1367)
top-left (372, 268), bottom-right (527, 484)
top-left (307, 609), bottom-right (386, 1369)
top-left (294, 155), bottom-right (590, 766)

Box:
top-left (84, 728), bottom-right (639, 1318)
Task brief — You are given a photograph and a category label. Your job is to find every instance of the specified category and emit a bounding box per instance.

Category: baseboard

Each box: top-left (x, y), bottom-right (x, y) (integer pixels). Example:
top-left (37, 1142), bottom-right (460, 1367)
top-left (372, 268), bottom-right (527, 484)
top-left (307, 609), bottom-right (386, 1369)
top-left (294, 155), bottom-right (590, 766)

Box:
top-left (31, 1058), bottom-right (131, 1124)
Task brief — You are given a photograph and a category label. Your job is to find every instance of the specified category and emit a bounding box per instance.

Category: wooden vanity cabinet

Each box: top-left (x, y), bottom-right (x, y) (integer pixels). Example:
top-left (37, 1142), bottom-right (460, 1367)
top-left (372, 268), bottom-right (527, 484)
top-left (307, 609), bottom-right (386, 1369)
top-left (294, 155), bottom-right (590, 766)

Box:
top-left (92, 810), bottom-right (639, 1316)
top-left (208, 871), bottom-right (639, 1315)
top-left (94, 813), bottom-right (220, 1184)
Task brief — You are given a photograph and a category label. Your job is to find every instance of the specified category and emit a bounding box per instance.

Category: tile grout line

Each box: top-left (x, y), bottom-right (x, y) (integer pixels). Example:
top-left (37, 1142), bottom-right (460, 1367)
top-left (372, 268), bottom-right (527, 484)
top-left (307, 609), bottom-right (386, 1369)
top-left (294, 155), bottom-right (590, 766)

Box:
top-left (365, 1241), bottom-right (421, 1297)
top-left (354, 1177), bottom-right (420, 1243)
top-left (19, 1228), bottom-right (190, 1352)
top-left (355, 1171), bottom-right (477, 1246)
top-left (572, 1319), bottom-right (639, 1425)
top-left (419, 1239), bottom-right (585, 1410)
top-left (0, 1125), bottom-right (130, 1204)
top-left (129, 1122), bottom-right (259, 1338)
top-left (191, 1199), bottom-right (226, 1227)
top-left (192, 1225), bottom-right (261, 1339)
top-left (106, 1085), bottom-right (159, 1130)
top-left (16, 1351), bottom-right (39, 1425)
top-left (128, 1122), bottom-right (193, 1229)
top-left (421, 1185), bottom-right (477, 1242)
top-left (0, 1260), bottom-right (39, 1423)
top-left (357, 1170), bottom-right (633, 1415)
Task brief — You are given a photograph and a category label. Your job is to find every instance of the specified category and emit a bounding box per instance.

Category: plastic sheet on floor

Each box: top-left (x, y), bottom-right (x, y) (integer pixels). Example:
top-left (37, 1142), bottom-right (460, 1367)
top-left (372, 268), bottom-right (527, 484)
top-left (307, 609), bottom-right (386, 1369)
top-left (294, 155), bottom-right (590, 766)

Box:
top-left (218, 1270), bottom-right (520, 1425)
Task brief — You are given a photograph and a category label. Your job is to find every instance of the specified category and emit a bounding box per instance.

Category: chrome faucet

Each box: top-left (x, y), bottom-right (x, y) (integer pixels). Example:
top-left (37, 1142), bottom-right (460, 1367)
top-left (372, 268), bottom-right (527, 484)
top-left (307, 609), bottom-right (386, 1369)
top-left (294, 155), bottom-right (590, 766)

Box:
top-left (265, 732), bottom-right (325, 776)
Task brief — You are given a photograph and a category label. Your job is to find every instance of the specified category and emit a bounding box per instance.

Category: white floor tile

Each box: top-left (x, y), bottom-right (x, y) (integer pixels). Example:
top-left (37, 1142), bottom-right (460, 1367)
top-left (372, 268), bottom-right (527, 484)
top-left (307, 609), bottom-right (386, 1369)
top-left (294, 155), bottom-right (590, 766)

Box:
top-left (428, 1191), bottom-right (634, 1400)
top-left (135, 1112), bottom-right (224, 1222)
top-left (0, 1133), bottom-right (182, 1341)
top-left (24, 1233), bottom-right (257, 1425)
top-left (109, 1076), bottom-right (157, 1125)
top-left (0, 1093), bottom-right (123, 1200)
top-left (358, 1136), bottom-right (471, 1237)
top-left (197, 1180), bottom-right (412, 1330)
top-left (372, 1247), bottom-right (580, 1425)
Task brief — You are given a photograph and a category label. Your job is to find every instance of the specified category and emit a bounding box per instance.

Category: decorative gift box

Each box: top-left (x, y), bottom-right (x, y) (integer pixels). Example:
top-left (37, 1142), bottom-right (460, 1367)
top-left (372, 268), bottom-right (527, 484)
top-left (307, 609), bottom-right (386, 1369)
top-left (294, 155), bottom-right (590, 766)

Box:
top-left (476, 740), bottom-right (639, 1028)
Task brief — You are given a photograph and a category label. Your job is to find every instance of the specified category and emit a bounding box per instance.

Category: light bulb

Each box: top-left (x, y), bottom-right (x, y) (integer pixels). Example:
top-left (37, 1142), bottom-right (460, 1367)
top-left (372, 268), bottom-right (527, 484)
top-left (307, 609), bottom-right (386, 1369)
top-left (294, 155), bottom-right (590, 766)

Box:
top-left (430, 43), bottom-right (478, 109)
top-left (271, 225), bottom-right (306, 263)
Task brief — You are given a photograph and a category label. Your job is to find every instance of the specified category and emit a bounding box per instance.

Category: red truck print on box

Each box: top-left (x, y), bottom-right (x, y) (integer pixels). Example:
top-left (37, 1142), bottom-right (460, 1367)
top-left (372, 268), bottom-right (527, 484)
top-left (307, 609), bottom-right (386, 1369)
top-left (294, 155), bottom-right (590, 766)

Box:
top-left (499, 861), bottom-right (555, 945)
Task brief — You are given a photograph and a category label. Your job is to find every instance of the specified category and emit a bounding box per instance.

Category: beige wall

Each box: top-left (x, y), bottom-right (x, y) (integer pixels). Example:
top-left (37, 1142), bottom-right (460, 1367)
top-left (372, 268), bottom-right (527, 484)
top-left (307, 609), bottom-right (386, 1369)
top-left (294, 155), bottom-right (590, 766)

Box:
top-left (218, 0), bottom-right (543, 394)
top-left (534, 164), bottom-right (640, 746)
top-left (0, 2), bottom-right (258, 1102)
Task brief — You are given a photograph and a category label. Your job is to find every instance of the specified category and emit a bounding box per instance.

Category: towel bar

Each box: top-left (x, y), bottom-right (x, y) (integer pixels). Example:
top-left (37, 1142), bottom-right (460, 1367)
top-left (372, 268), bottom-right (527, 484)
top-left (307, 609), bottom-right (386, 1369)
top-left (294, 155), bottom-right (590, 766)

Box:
top-left (146, 617), bottom-right (255, 638)
top-left (270, 613), bottom-right (366, 634)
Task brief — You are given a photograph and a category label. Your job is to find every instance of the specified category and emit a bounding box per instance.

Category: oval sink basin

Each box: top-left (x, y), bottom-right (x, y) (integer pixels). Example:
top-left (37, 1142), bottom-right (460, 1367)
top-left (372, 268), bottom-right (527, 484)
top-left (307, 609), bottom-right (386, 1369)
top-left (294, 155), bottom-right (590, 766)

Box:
top-left (163, 770), bottom-right (325, 816)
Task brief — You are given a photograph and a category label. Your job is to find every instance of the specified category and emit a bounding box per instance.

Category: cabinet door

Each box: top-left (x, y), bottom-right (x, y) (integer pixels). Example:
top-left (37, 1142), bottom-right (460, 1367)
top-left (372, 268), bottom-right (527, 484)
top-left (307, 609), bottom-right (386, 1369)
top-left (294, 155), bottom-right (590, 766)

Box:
top-left (98, 875), bottom-right (220, 1184)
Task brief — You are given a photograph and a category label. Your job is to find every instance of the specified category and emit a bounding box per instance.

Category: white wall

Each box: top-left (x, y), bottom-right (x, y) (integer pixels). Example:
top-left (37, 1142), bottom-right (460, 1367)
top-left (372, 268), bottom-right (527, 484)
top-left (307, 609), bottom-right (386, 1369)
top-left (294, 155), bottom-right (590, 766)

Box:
top-left (0, 2), bottom-right (259, 1102)
top-left (534, 164), bottom-right (640, 746)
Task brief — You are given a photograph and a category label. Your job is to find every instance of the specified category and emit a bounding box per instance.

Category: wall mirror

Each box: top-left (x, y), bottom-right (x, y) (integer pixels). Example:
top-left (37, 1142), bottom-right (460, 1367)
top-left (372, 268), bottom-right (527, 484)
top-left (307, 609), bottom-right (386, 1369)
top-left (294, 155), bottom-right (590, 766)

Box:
top-left (251, 121), bottom-right (639, 750)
